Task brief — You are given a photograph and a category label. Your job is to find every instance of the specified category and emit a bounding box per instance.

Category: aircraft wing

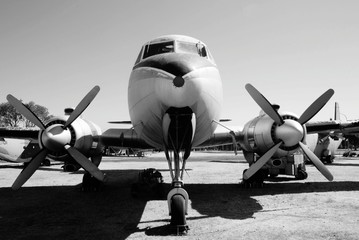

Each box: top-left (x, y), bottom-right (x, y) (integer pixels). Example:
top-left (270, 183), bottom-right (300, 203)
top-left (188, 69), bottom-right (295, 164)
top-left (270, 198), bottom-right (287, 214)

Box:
top-left (100, 126), bottom-right (243, 150)
top-left (100, 128), bottom-right (153, 149)
top-left (306, 120), bottom-right (359, 135)
top-left (0, 126), bottom-right (241, 151)
top-left (0, 129), bottom-right (38, 140)
top-left (198, 127), bottom-right (243, 148)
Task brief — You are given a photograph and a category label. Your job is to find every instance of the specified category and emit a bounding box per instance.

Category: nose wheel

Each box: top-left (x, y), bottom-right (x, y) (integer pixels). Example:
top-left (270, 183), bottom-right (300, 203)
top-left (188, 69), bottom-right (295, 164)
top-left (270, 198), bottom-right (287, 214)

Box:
top-left (167, 187), bottom-right (189, 235)
top-left (170, 194), bottom-right (189, 234)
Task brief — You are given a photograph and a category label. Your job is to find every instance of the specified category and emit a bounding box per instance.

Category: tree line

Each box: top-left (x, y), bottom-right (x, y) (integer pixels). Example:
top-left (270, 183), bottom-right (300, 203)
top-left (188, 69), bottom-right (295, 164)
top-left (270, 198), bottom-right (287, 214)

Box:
top-left (0, 101), bottom-right (52, 129)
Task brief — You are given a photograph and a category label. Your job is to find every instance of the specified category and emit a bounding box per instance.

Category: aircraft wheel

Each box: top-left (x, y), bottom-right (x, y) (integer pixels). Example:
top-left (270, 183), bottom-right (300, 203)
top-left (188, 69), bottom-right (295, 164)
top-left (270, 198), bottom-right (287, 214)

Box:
top-left (42, 159), bottom-right (51, 166)
top-left (296, 169), bottom-right (308, 180)
top-left (170, 194), bottom-right (188, 234)
top-left (326, 156), bottom-right (334, 164)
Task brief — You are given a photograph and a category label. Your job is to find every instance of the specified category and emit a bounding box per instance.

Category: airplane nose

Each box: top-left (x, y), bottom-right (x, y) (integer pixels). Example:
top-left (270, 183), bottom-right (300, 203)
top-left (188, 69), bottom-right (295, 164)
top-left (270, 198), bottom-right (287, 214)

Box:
top-left (130, 52), bottom-right (221, 110)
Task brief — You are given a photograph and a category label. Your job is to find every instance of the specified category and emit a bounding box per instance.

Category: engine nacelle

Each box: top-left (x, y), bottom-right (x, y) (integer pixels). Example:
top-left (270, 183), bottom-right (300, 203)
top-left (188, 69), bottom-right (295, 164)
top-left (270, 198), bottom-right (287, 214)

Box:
top-left (240, 112), bottom-right (307, 160)
top-left (39, 115), bottom-right (102, 162)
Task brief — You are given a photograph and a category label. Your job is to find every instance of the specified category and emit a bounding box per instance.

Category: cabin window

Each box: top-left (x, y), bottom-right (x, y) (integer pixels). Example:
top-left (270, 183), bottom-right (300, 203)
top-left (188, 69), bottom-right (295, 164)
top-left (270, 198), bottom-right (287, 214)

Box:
top-left (143, 41), bottom-right (174, 59)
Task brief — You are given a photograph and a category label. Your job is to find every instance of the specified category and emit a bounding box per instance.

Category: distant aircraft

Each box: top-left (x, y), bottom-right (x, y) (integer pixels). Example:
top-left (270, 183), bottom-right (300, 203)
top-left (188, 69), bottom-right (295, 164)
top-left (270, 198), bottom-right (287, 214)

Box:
top-left (2, 35), bottom-right (359, 232)
top-left (0, 138), bottom-right (47, 165)
top-left (0, 138), bottom-right (29, 163)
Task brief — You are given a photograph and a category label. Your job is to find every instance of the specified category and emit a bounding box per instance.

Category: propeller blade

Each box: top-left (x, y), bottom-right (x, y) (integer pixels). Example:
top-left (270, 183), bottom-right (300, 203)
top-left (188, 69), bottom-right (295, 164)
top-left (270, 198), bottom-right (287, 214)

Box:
top-left (243, 141), bottom-right (282, 180)
top-left (245, 84), bottom-right (284, 125)
top-left (12, 149), bottom-right (48, 190)
top-left (65, 145), bottom-right (105, 181)
top-left (299, 142), bottom-right (333, 181)
top-left (7, 95), bottom-right (46, 130)
top-left (64, 86), bottom-right (100, 128)
top-left (298, 89), bottom-right (334, 125)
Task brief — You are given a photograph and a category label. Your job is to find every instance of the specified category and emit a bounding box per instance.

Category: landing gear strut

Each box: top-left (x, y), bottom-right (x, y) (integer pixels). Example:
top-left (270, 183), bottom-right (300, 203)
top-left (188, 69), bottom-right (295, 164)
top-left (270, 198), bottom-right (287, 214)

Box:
top-left (165, 150), bottom-right (189, 234)
top-left (162, 107), bottom-right (195, 234)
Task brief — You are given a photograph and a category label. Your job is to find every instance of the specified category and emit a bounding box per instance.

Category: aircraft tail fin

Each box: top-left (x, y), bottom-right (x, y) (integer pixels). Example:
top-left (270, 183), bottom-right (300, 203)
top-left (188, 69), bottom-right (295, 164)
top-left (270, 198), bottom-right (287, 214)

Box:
top-left (334, 102), bottom-right (340, 121)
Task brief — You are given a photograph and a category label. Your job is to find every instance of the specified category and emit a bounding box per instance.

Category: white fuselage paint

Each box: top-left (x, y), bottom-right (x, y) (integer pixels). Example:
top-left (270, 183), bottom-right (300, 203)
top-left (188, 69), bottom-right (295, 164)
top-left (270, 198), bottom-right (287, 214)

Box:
top-left (128, 36), bottom-right (223, 149)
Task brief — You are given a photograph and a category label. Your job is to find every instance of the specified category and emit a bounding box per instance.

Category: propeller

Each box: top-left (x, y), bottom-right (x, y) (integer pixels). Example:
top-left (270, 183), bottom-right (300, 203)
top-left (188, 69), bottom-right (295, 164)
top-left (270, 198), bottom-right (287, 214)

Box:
top-left (243, 84), bottom-right (334, 181)
top-left (7, 95), bottom-right (46, 130)
top-left (8, 86), bottom-right (104, 190)
top-left (64, 85), bottom-right (100, 128)
top-left (243, 142), bottom-right (282, 180)
top-left (245, 84), bottom-right (284, 125)
top-left (12, 149), bottom-right (48, 190)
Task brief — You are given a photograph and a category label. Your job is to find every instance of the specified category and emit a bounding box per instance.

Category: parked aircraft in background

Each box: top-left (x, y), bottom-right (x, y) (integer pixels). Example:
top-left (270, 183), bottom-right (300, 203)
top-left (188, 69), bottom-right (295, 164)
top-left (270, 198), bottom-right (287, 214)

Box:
top-left (2, 35), bottom-right (359, 233)
top-left (0, 138), bottom-right (46, 165)
top-left (0, 138), bottom-right (30, 163)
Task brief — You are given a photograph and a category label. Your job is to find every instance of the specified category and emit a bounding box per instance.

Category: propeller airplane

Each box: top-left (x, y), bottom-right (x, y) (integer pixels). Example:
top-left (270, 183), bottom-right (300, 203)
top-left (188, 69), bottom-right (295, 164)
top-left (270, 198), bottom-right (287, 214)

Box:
top-left (2, 35), bottom-right (357, 233)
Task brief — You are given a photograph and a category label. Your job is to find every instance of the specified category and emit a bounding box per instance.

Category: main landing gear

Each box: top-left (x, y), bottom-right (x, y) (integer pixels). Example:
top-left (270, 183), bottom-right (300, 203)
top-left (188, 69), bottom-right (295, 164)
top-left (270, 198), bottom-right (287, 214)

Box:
top-left (81, 155), bottom-right (104, 191)
top-left (165, 149), bottom-right (190, 235)
top-left (242, 169), bottom-right (266, 188)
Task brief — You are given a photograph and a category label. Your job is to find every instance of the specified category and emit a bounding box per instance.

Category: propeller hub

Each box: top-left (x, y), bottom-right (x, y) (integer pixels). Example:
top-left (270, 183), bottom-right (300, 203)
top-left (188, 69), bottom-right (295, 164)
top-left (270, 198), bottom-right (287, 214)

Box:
top-left (41, 124), bottom-right (71, 152)
top-left (275, 119), bottom-right (304, 147)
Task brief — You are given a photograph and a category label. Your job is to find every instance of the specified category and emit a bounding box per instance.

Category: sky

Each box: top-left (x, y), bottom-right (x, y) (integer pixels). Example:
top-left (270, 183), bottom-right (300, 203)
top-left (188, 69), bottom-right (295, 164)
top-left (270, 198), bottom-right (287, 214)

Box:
top-left (1, 0), bottom-right (358, 131)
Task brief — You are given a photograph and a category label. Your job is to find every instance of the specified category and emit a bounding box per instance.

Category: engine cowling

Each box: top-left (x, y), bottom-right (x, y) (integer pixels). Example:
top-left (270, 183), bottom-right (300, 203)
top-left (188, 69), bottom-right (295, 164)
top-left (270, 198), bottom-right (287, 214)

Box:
top-left (241, 111), bottom-right (307, 159)
top-left (39, 115), bottom-right (102, 162)
top-left (241, 83), bottom-right (334, 181)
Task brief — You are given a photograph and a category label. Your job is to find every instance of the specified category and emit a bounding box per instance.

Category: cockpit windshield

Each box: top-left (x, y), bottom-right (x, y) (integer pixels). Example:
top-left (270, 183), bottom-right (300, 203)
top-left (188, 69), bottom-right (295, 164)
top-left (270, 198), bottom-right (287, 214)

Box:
top-left (143, 41), bottom-right (174, 59)
top-left (135, 39), bottom-right (215, 65)
top-left (176, 41), bottom-right (207, 57)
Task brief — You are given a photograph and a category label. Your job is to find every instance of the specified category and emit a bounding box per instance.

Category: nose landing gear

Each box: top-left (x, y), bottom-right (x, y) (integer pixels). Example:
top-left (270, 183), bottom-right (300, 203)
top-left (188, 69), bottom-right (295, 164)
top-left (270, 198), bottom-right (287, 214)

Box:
top-left (162, 107), bottom-right (195, 234)
top-left (164, 149), bottom-right (190, 235)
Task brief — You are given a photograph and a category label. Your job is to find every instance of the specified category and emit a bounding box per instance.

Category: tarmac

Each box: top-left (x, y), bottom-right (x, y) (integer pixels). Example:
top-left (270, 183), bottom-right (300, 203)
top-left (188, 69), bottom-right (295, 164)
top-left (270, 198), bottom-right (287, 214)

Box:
top-left (0, 151), bottom-right (359, 240)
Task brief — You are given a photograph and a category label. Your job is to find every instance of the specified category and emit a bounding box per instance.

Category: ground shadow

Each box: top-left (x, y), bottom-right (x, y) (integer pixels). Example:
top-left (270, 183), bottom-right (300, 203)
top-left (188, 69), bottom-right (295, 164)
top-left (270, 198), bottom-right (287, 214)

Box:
top-left (329, 162), bottom-right (359, 167)
top-left (2, 168), bottom-right (359, 239)
top-left (145, 183), bottom-right (262, 236)
top-left (0, 169), bottom-right (147, 240)
top-left (250, 180), bottom-right (359, 196)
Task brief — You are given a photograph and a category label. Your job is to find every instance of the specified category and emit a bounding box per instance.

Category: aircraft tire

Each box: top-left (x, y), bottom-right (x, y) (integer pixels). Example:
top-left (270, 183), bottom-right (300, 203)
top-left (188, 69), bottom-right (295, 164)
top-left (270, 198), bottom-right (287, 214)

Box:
top-left (296, 169), bottom-right (308, 180)
top-left (170, 194), bottom-right (188, 234)
top-left (42, 159), bottom-right (51, 166)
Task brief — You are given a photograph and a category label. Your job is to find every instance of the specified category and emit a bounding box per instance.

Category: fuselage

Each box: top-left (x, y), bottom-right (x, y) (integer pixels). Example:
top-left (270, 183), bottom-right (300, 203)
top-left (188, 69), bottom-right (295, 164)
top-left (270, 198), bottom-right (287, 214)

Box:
top-left (128, 35), bottom-right (223, 149)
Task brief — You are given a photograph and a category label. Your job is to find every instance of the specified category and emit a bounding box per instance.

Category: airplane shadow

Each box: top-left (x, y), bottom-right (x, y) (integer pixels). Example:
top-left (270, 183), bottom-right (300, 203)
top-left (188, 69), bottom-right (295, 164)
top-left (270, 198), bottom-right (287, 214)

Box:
top-left (0, 169), bottom-right (145, 240)
top-left (1, 168), bottom-right (359, 239)
top-left (249, 180), bottom-right (359, 196)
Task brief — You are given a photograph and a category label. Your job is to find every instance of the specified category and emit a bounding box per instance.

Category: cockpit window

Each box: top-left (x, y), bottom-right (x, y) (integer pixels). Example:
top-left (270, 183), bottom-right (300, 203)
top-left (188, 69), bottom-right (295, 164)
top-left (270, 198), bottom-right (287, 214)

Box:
top-left (143, 41), bottom-right (174, 59)
top-left (134, 46), bottom-right (144, 65)
top-left (177, 41), bottom-right (207, 57)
